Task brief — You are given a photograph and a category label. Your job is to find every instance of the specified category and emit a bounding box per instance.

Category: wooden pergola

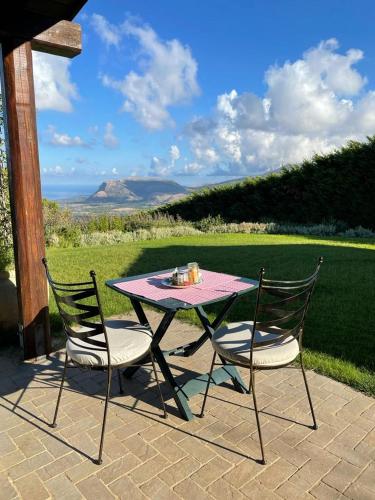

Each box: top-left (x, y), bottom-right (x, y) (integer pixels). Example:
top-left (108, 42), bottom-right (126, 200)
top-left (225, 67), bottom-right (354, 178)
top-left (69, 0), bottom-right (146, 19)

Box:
top-left (0, 1), bottom-right (87, 359)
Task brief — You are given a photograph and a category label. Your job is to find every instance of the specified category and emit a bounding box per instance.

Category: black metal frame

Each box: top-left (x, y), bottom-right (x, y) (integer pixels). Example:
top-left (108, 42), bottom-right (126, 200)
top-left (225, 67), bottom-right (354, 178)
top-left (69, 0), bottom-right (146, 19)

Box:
top-left (42, 258), bottom-right (167, 465)
top-left (200, 257), bottom-right (323, 465)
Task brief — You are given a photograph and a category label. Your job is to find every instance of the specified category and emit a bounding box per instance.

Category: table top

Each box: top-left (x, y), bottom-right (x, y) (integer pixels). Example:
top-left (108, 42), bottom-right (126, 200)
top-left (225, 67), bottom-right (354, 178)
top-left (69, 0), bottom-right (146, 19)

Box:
top-left (106, 268), bottom-right (259, 311)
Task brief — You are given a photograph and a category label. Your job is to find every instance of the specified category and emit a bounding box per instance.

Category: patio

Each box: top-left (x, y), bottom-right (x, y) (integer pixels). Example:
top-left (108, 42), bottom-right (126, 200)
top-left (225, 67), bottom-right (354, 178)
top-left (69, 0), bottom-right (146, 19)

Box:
top-left (0, 310), bottom-right (374, 500)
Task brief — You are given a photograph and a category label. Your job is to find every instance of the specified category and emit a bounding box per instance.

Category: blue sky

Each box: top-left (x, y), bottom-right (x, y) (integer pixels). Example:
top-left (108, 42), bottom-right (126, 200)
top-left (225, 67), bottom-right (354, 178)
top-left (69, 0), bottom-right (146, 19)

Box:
top-left (35, 0), bottom-right (375, 188)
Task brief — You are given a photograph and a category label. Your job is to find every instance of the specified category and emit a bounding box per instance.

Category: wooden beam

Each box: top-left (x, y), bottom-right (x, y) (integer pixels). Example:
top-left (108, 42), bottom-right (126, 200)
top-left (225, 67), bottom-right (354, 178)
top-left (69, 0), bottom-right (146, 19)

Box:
top-left (31, 20), bottom-right (81, 58)
top-left (0, 39), bottom-right (51, 360)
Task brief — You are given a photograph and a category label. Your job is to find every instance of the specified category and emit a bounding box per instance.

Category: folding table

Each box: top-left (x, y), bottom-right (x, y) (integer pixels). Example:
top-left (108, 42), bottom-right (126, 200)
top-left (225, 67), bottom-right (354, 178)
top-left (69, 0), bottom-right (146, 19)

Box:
top-left (106, 268), bottom-right (259, 420)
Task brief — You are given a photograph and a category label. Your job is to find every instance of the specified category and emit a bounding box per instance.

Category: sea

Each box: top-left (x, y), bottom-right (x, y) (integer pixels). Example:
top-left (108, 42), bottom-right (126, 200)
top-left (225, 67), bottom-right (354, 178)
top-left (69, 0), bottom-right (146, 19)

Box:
top-left (42, 175), bottom-right (245, 201)
top-left (42, 184), bottom-right (96, 200)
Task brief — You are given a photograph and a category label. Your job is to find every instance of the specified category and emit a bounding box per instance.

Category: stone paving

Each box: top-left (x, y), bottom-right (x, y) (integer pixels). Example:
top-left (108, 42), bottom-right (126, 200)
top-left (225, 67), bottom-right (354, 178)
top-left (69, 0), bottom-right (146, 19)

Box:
top-left (0, 311), bottom-right (374, 499)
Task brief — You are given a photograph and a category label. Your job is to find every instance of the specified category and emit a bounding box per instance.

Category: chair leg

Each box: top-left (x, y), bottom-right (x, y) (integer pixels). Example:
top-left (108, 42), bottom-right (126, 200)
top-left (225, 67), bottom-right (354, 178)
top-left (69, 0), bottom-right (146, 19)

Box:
top-left (200, 351), bottom-right (217, 418)
top-left (150, 353), bottom-right (167, 419)
top-left (117, 368), bottom-right (124, 395)
top-left (251, 370), bottom-right (266, 465)
top-left (97, 366), bottom-right (112, 465)
top-left (52, 351), bottom-right (68, 428)
top-left (300, 352), bottom-right (318, 430)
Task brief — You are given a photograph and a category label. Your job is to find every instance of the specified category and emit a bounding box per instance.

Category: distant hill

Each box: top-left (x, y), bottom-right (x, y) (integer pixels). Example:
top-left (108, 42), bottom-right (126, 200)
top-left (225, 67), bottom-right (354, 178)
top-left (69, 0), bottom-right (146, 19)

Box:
top-left (87, 177), bottom-right (189, 205)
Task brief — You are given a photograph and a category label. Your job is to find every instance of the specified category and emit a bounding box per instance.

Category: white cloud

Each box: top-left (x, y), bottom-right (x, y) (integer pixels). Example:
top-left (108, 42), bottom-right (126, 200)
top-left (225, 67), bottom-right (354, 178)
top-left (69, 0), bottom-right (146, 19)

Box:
top-left (100, 19), bottom-right (200, 130)
top-left (184, 39), bottom-right (375, 174)
top-left (148, 144), bottom-right (183, 176)
top-left (32, 52), bottom-right (78, 112)
top-left (47, 126), bottom-right (88, 147)
top-left (169, 145), bottom-right (180, 163)
top-left (149, 156), bottom-right (170, 176)
top-left (103, 122), bottom-right (119, 148)
top-left (181, 161), bottom-right (205, 175)
top-left (43, 165), bottom-right (64, 175)
top-left (91, 13), bottom-right (121, 47)
top-left (112, 167), bottom-right (118, 175)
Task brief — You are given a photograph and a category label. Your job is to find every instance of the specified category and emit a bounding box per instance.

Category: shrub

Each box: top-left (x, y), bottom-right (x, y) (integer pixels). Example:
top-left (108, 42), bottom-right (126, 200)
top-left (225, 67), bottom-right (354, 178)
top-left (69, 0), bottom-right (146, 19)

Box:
top-left (159, 136), bottom-right (375, 229)
top-left (45, 233), bottom-right (60, 247)
top-left (340, 226), bottom-right (375, 238)
top-left (78, 226), bottom-right (202, 247)
top-left (194, 214), bottom-right (225, 231)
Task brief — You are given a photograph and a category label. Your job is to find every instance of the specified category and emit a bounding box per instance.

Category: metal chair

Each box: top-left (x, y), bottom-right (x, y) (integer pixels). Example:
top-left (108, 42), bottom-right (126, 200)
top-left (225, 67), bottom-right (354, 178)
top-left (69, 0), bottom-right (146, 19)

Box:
top-left (200, 257), bottom-right (323, 464)
top-left (42, 258), bottom-right (167, 464)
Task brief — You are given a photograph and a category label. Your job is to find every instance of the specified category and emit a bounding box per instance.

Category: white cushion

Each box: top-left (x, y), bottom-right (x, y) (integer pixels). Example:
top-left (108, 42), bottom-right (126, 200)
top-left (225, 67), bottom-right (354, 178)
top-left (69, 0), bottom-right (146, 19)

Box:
top-left (66, 319), bottom-right (152, 367)
top-left (212, 321), bottom-right (299, 368)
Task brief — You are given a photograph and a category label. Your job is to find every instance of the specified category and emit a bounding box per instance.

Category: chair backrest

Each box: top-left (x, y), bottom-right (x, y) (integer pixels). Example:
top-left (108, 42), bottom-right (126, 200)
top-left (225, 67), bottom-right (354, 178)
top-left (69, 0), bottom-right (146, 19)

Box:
top-left (251, 257), bottom-right (323, 353)
top-left (42, 258), bottom-right (110, 355)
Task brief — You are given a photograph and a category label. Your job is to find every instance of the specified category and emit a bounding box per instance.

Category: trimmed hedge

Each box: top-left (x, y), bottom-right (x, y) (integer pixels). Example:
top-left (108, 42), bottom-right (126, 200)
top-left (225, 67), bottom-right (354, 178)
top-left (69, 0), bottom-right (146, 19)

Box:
top-left (160, 137), bottom-right (375, 228)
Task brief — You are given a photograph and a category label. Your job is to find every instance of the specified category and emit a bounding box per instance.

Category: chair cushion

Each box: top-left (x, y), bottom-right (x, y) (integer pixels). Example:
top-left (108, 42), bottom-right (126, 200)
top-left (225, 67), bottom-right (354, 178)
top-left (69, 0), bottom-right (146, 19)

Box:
top-left (66, 319), bottom-right (152, 367)
top-left (212, 321), bottom-right (300, 368)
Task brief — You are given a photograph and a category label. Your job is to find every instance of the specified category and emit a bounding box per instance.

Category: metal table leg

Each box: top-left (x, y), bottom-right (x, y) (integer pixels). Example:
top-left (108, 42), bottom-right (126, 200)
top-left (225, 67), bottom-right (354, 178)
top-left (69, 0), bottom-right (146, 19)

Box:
top-left (124, 297), bottom-right (247, 421)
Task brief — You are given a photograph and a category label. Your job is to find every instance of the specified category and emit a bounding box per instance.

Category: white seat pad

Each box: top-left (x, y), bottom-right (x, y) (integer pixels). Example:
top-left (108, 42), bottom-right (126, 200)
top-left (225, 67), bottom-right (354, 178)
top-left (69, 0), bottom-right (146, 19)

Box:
top-left (212, 321), bottom-right (299, 368)
top-left (66, 319), bottom-right (152, 367)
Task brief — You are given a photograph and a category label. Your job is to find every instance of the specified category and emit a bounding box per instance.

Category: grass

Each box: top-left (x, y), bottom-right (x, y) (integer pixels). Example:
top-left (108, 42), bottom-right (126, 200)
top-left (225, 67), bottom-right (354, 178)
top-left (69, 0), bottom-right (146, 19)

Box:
top-left (47, 233), bottom-right (375, 396)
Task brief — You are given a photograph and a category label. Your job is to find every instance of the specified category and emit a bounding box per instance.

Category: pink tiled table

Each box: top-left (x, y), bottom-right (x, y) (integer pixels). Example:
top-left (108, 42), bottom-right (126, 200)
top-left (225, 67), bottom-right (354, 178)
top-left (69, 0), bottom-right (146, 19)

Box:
top-left (106, 268), bottom-right (258, 420)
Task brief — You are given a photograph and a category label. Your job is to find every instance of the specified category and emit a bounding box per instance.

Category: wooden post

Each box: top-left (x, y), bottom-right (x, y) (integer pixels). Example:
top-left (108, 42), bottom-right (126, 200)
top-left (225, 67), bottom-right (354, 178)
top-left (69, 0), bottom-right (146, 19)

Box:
top-left (1, 39), bottom-right (51, 359)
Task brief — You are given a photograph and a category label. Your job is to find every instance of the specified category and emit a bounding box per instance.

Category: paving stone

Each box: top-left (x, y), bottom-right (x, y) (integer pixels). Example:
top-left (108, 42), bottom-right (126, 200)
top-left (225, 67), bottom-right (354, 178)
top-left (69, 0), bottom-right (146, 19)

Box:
top-left (306, 422), bottom-right (344, 448)
top-left (64, 456), bottom-right (108, 483)
top-left (310, 481), bottom-right (346, 499)
top-left (224, 458), bottom-right (265, 488)
top-left (174, 478), bottom-right (212, 499)
top-left (268, 438), bottom-right (309, 468)
top-left (37, 451), bottom-right (82, 481)
top-left (191, 456), bottom-right (233, 488)
top-left (108, 474), bottom-right (147, 499)
top-left (0, 432), bottom-right (16, 456)
top-left (8, 451), bottom-right (54, 480)
top-left (13, 432), bottom-right (46, 459)
top-left (140, 477), bottom-right (181, 499)
top-left (77, 475), bottom-right (115, 499)
top-left (0, 450), bottom-right (26, 472)
top-left (354, 463), bottom-right (375, 493)
top-left (152, 435), bottom-right (187, 463)
top-left (240, 479), bottom-right (282, 499)
top-left (177, 435), bottom-right (216, 463)
top-left (289, 453), bottom-right (340, 491)
top-left (158, 456), bottom-right (201, 487)
top-left (123, 434), bottom-right (158, 462)
top-left (257, 458), bottom-right (297, 490)
top-left (0, 471), bottom-right (18, 499)
top-left (276, 480), bottom-right (315, 499)
top-left (208, 478), bottom-right (247, 499)
top-left (39, 434), bottom-right (72, 459)
top-left (45, 473), bottom-right (82, 499)
top-left (129, 453), bottom-right (168, 485)
top-left (97, 453), bottom-right (141, 484)
top-left (14, 471), bottom-right (50, 499)
top-left (344, 482), bottom-right (375, 500)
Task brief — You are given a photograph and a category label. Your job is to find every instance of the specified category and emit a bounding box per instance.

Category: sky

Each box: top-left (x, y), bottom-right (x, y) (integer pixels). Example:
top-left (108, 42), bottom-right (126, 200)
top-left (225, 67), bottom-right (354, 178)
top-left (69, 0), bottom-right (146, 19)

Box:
top-left (33, 0), bottom-right (375, 188)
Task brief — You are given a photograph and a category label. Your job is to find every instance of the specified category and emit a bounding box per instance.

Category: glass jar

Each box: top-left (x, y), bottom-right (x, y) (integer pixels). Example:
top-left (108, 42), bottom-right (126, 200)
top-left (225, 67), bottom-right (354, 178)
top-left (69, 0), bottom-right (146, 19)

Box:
top-left (188, 262), bottom-right (199, 284)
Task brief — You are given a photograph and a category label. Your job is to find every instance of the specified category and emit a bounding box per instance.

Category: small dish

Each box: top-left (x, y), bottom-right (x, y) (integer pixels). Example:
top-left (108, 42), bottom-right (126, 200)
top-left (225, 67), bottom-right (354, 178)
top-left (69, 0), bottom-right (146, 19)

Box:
top-left (161, 277), bottom-right (203, 288)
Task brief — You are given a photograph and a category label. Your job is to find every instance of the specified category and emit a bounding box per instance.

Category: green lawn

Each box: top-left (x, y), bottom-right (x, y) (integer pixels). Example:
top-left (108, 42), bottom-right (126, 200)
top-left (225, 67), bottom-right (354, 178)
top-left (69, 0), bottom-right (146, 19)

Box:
top-left (47, 233), bottom-right (375, 396)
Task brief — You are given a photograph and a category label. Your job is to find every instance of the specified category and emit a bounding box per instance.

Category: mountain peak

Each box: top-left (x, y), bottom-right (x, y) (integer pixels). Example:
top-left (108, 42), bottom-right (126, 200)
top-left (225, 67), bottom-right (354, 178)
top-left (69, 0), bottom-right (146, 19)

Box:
top-left (87, 177), bottom-right (187, 204)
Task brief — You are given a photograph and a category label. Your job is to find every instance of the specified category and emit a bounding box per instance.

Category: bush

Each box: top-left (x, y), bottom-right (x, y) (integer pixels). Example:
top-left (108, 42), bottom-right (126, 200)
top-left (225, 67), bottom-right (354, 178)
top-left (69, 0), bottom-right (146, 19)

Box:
top-left (159, 137), bottom-right (375, 229)
top-left (58, 226), bottom-right (82, 247)
top-left (340, 226), bottom-right (375, 238)
top-left (78, 225), bottom-right (202, 247)
top-left (195, 214), bottom-right (225, 231)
